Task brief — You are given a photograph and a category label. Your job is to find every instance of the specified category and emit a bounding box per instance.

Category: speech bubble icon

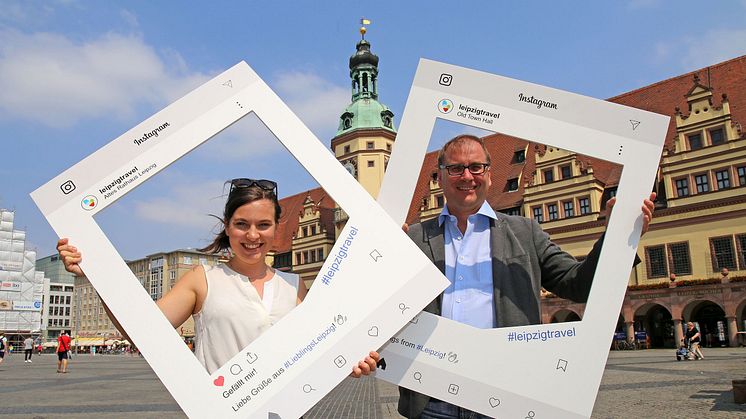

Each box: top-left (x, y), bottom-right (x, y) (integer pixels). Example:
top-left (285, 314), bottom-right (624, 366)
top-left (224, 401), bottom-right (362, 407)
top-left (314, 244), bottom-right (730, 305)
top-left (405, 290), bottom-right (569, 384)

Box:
top-left (230, 364), bottom-right (243, 376)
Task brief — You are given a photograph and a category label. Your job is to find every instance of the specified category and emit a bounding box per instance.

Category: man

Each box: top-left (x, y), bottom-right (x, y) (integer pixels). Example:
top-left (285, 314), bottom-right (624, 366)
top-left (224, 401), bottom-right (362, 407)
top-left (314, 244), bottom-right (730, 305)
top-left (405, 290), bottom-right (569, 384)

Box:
top-left (23, 335), bottom-right (34, 363)
top-left (56, 331), bottom-right (72, 373)
top-left (685, 322), bottom-right (704, 360)
top-left (0, 332), bottom-right (7, 366)
top-left (398, 135), bottom-right (655, 419)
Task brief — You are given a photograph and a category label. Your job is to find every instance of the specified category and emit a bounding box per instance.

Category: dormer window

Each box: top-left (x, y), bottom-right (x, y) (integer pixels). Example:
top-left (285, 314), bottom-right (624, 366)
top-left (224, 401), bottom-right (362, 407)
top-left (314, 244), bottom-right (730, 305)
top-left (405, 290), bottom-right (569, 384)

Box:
top-left (688, 133), bottom-right (702, 150)
top-left (543, 169), bottom-right (554, 183)
top-left (709, 128), bottom-right (725, 145)
top-left (513, 150), bottom-right (525, 163)
top-left (343, 117), bottom-right (352, 129)
top-left (382, 115), bottom-right (392, 128)
top-left (560, 165), bottom-right (572, 179)
top-left (507, 178), bottom-right (519, 192)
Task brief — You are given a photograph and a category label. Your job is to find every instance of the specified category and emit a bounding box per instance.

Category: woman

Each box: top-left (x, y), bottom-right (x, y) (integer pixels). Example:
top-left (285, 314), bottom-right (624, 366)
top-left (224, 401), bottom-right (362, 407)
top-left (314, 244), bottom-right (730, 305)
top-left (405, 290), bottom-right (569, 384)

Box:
top-left (58, 178), bottom-right (378, 375)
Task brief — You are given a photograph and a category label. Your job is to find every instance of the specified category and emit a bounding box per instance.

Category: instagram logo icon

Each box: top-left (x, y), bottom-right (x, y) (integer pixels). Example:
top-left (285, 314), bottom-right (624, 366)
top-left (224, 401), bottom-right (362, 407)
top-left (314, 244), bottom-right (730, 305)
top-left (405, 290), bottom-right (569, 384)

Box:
top-left (60, 180), bottom-right (76, 195)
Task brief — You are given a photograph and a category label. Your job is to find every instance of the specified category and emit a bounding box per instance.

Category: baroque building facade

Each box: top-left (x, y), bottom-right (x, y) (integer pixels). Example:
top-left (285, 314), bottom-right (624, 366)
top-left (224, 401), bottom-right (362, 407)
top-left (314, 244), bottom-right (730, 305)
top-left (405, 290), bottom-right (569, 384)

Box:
top-left (270, 35), bottom-right (746, 348)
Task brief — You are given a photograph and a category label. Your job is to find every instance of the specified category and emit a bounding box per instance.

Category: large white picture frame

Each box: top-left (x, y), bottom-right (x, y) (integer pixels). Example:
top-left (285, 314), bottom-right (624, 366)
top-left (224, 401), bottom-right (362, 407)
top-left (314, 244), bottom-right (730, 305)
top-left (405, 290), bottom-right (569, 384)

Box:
top-left (30, 62), bottom-right (449, 419)
top-left (376, 59), bottom-right (669, 418)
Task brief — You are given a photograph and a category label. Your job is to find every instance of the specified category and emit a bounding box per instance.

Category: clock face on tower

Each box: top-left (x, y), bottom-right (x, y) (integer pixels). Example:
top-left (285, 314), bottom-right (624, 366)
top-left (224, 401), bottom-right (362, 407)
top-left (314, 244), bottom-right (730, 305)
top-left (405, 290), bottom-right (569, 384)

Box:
top-left (344, 161), bottom-right (356, 177)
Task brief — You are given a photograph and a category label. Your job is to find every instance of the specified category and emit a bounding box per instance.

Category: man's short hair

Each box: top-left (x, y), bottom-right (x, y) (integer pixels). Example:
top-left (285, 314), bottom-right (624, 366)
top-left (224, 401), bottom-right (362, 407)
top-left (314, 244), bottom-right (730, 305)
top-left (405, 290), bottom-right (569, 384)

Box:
top-left (437, 134), bottom-right (492, 167)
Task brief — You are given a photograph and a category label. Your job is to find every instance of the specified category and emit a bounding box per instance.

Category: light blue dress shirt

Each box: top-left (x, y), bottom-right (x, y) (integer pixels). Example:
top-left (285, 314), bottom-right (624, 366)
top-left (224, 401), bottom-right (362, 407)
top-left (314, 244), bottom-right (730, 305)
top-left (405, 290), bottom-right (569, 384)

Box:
top-left (438, 201), bottom-right (497, 329)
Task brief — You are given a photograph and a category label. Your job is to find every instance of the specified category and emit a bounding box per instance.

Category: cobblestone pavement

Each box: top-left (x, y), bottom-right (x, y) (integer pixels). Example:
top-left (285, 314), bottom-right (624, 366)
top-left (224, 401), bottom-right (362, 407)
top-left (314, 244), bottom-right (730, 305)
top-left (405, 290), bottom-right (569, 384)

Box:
top-left (0, 348), bottom-right (744, 418)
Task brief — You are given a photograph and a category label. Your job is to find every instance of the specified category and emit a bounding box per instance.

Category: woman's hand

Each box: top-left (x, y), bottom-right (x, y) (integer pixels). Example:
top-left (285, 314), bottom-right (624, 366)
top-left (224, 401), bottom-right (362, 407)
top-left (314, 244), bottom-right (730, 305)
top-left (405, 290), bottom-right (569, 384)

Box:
top-left (350, 351), bottom-right (380, 378)
top-left (56, 238), bottom-right (84, 277)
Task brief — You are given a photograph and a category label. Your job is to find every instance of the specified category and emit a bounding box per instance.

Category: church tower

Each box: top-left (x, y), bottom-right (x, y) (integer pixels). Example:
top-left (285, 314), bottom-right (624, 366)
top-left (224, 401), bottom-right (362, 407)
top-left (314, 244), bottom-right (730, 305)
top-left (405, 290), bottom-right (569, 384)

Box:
top-left (331, 23), bottom-right (397, 201)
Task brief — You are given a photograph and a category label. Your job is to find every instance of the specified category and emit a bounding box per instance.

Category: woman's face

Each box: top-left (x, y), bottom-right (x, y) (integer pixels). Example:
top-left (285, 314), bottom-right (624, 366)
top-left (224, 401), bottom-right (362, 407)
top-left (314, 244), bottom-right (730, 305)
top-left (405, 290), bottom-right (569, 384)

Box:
top-left (225, 199), bottom-right (277, 266)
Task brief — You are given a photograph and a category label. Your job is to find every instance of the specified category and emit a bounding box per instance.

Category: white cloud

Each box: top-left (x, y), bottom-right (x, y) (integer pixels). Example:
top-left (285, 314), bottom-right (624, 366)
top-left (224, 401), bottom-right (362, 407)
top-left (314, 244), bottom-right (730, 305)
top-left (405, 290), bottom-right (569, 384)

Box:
top-left (681, 28), bottom-right (746, 70)
top-left (273, 71), bottom-right (349, 138)
top-left (132, 178), bottom-right (227, 229)
top-left (0, 29), bottom-right (211, 127)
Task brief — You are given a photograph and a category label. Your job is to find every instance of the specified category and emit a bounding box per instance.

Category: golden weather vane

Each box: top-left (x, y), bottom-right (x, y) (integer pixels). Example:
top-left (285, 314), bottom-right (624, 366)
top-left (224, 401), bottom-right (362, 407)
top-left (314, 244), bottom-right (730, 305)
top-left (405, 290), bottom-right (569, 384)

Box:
top-left (360, 18), bottom-right (371, 40)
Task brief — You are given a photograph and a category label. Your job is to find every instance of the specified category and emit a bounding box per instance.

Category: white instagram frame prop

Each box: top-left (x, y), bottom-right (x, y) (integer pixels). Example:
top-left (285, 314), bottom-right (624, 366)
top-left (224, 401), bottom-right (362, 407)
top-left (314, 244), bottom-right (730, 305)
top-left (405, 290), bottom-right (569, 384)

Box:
top-left (31, 62), bottom-right (449, 419)
top-left (376, 59), bottom-right (668, 419)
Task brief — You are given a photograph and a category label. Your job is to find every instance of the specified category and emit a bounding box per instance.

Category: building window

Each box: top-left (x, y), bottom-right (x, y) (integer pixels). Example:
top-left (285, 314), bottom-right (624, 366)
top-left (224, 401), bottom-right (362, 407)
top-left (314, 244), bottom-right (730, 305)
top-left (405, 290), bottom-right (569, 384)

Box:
top-left (532, 207), bottom-right (543, 223)
top-left (501, 207), bottom-right (521, 216)
top-left (507, 178), bottom-right (519, 192)
top-left (710, 236), bottom-right (737, 271)
top-left (513, 150), bottom-right (525, 163)
top-left (368, 160), bottom-right (375, 167)
top-left (302, 251), bottom-right (309, 264)
top-left (709, 128), bottom-right (725, 145)
top-left (563, 201), bottom-right (574, 218)
top-left (688, 133), bottom-right (702, 150)
top-left (668, 242), bottom-right (692, 275)
top-left (543, 169), bottom-right (554, 183)
top-left (715, 169), bottom-right (731, 189)
top-left (302, 226), bottom-right (308, 237)
top-left (310, 225), bottom-right (317, 235)
top-left (645, 246), bottom-right (667, 278)
top-left (737, 234), bottom-right (746, 269)
top-left (738, 166), bottom-right (746, 186)
top-left (560, 165), bottom-right (572, 179)
top-left (183, 255), bottom-right (192, 264)
top-left (343, 145), bottom-right (350, 154)
top-left (386, 143), bottom-right (392, 151)
top-left (436, 195), bottom-right (444, 208)
top-left (366, 141), bottom-right (374, 149)
top-left (310, 250), bottom-right (316, 263)
top-left (317, 249), bottom-right (324, 261)
top-left (694, 174), bottom-right (709, 193)
top-left (295, 252), bottom-right (301, 265)
top-left (547, 204), bottom-right (558, 221)
top-left (578, 197), bottom-right (590, 215)
top-left (675, 178), bottom-right (689, 197)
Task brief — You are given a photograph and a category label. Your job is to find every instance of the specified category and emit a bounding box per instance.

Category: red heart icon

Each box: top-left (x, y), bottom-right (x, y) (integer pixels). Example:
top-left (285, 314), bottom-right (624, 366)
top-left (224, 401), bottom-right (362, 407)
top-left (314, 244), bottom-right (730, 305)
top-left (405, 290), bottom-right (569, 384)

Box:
top-left (213, 376), bottom-right (225, 387)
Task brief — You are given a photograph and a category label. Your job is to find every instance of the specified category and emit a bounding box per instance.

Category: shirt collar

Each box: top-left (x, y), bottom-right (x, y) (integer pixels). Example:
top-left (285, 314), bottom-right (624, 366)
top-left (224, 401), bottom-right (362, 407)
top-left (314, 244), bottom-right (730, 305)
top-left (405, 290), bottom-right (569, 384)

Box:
top-left (438, 201), bottom-right (497, 226)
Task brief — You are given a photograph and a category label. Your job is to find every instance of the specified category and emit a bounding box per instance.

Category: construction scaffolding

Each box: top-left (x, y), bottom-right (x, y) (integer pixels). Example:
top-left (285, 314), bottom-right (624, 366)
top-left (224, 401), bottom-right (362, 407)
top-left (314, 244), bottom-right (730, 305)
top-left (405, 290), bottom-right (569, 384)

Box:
top-left (0, 209), bottom-right (45, 344)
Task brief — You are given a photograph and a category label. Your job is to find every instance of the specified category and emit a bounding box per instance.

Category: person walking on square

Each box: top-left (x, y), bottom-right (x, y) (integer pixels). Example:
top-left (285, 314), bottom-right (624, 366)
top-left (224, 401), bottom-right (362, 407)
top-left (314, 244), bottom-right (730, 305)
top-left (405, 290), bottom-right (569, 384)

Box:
top-left (56, 331), bottom-right (71, 373)
top-left (23, 336), bottom-right (34, 363)
top-left (0, 332), bottom-right (7, 366)
top-left (398, 135), bottom-right (656, 419)
top-left (686, 322), bottom-right (704, 360)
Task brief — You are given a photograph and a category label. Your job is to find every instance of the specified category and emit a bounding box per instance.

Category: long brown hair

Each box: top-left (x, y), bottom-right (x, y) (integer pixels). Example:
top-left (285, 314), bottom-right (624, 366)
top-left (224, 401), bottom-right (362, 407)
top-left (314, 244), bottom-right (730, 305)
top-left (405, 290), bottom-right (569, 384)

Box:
top-left (198, 183), bottom-right (282, 254)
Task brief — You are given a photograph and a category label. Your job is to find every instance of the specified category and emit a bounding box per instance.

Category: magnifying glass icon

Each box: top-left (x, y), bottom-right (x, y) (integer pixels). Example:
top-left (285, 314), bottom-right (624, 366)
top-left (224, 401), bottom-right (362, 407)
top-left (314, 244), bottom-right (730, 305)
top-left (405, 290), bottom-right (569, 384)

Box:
top-left (303, 384), bottom-right (315, 393)
top-left (413, 371), bottom-right (422, 383)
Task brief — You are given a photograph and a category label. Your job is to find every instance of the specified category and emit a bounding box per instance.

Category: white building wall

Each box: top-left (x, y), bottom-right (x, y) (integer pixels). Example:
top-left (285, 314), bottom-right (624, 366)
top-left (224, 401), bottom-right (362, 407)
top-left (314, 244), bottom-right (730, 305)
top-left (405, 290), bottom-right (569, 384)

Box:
top-left (0, 210), bottom-right (45, 333)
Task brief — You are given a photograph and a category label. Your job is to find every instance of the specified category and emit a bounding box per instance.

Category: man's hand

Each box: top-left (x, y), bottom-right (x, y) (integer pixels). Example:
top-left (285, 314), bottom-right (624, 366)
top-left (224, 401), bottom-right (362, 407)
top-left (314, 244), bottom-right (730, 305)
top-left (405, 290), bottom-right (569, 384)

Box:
top-left (604, 192), bottom-right (656, 236)
top-left (350, 351), bottom-right (380, 378)
top-left (56, 238), bottom-right (84, 277)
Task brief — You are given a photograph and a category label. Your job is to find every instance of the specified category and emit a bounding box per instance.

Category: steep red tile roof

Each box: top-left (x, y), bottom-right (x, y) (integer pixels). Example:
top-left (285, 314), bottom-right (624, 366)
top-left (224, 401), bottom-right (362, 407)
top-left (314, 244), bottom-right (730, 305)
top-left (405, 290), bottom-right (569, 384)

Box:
top-left (273, 187), bottom-right (336, 253)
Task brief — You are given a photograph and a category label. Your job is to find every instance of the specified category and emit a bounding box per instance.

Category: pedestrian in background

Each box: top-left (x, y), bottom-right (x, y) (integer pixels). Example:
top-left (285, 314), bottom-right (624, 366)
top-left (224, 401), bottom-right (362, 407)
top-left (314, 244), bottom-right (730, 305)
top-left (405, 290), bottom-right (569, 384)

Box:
top-left (23, 336), bottom-right (33, 363)
top-left (686, 322), bottom-right (704, 360)
top-left (56, 331), bottom-right (71, 373)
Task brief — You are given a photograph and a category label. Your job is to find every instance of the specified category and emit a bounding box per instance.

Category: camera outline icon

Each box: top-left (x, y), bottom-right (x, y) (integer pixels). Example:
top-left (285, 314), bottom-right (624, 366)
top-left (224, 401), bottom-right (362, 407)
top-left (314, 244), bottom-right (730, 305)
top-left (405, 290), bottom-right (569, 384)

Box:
top-left (439, 73), bottom-right (453, 86)
top-left (60, 180), bottom-right (76, 195)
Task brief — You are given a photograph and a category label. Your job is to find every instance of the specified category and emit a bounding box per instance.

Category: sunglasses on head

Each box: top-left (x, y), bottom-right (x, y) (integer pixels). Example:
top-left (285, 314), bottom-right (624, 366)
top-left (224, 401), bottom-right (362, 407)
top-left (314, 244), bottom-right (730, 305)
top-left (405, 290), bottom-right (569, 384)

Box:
top-left (229, 178), bottom-right (278, 196)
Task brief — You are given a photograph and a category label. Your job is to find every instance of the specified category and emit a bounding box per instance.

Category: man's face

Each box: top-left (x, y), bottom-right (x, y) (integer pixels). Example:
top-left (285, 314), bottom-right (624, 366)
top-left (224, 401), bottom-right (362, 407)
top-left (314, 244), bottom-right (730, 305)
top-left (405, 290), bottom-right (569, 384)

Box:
top-left (438, 140), bottom-right (492, 218)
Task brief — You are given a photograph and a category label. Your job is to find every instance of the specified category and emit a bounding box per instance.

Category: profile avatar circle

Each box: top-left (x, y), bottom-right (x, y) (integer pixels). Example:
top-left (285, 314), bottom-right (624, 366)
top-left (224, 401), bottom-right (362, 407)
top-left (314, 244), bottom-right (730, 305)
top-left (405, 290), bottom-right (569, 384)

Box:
top-left (438, 99), bottom-right (454, 114)
top-left (81, 195), bottom-right (98, 211)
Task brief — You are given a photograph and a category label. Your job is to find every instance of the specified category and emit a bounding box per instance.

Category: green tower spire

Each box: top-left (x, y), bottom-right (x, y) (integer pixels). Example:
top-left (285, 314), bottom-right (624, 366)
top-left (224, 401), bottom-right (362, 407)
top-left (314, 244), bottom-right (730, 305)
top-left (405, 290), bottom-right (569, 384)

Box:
top-left (335, 25), bottom-right (396, 136)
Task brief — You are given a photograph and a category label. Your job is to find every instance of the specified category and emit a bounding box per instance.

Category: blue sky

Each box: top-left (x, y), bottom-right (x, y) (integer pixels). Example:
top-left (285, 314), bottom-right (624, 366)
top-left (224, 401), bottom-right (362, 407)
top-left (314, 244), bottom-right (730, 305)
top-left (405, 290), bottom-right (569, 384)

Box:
top-left (2, 0), bottom-right (746, 260)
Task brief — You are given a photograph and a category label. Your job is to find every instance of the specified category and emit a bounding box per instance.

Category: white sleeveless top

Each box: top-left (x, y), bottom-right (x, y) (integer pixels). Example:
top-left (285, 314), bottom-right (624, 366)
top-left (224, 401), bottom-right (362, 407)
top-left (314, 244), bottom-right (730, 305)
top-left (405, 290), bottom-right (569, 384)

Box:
top-left (193, 264), bottom-right (299, 374)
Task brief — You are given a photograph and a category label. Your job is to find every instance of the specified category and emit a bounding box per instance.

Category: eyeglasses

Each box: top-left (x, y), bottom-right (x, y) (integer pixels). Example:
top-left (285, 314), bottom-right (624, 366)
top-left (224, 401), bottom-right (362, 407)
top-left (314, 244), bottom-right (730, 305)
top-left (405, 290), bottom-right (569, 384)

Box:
top-left (439, 163), bottom-right (490, 176)
top-left (229, 178), bottom-right (278, 196)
